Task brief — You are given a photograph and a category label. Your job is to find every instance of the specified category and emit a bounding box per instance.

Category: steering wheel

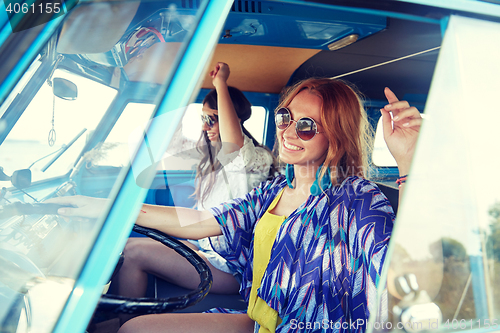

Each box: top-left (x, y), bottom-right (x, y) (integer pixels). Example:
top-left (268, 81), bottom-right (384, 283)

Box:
top-left (97, 225), bottom-right (213, 314)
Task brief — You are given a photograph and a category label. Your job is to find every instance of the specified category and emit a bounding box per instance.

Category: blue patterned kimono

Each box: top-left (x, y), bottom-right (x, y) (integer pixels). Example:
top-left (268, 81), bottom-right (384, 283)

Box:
top-left (209, 175), bottom-right (394, 333)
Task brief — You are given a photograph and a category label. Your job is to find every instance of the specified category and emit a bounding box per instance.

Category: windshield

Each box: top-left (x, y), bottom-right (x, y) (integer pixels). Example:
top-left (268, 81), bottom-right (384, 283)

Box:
top-left (0, 69), bottom-right (117, 185)
top-left (0, 0), bottom-right (206, 331)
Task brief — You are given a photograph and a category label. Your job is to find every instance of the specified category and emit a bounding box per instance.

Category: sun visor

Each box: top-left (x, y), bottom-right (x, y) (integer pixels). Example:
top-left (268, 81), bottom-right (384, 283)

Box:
top-left (57, 1), bottom-right (140, 54)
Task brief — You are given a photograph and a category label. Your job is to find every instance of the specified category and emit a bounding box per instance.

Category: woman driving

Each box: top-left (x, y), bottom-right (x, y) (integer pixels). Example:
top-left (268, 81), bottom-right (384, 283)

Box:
top-left (113, 62), bottom-right (276, 302)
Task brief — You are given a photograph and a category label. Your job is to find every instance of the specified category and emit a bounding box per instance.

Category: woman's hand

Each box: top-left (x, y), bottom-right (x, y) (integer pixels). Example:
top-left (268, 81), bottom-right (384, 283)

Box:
top-left (210, 62), bottom-right (230, 89)
top-left (380, 87), bottom-right (422, 176)
top-left (47, 196), bottom-right (222, 239)
top-left (45, 195), bottom-right (108, 219)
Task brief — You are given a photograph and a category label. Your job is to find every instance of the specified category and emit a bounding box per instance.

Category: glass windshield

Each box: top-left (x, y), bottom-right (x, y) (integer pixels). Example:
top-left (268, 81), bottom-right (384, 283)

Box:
top-left (0, 69), bottom-right (117, 185)
top-left (0, 0), bottom-right (205, 331)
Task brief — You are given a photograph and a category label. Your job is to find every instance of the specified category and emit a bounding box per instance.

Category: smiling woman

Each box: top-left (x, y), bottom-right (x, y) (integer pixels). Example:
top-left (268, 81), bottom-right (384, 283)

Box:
top-left (108, 75), bottom-right (422, 333)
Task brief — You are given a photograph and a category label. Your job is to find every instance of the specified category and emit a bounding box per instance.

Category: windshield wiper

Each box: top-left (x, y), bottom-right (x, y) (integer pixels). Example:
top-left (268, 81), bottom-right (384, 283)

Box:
top-left (41, 128), bottom-right (87, 172)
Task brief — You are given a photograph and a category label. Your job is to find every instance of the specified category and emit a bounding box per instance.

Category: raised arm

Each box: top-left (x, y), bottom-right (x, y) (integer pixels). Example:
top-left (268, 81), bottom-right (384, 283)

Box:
top-left (210, 62), bottom-right (245, 154)
top-left (380, 87), bottom-right (422, 203)
top-left (49, 195), bottom-right (222, 239)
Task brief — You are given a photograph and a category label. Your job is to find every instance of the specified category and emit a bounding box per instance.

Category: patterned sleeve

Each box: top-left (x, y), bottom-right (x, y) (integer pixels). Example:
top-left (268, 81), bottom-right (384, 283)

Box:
top-left (209, 176), bottom-right (285, 276)
top-left (346, 177), bottom-right (395, 331)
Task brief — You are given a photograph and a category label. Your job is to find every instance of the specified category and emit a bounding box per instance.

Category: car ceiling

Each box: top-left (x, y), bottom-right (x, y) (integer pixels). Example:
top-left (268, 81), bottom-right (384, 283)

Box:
top-left (55, 0), bottom-right (498, 105)
top-left (198, 0), bottom-right (445, 104)
top-left (202, 0), bottom-right (499, 103)
top-left (304, 0), bottom-right (500, 102)
top-left (291, 16), bottom-right (442, 103)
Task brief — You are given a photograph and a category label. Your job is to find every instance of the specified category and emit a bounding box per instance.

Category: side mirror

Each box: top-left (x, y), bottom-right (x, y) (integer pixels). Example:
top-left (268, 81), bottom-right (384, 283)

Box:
top-left (11, 169), bottom-right (31, 189)
top-left (53, 78), bottom-right (77, 100)
top-left (393, 274), bottom-right (443, 332)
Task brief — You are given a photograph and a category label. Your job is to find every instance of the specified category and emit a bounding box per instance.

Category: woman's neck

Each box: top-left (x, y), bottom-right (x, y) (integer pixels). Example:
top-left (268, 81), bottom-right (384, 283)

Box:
top-left (291, 164), bottom-right (319, 196)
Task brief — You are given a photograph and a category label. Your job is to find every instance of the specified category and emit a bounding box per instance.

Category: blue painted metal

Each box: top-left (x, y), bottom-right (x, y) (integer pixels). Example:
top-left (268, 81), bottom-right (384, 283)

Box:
top-left (270, 0), bottom-right (442, 24)
top-left (220, 0), bottom-right (387, 49)
top-left (440, 16), bottom-right (450, 38)
top-left (469, 255), bottom-right (489, 320)
top-left (0, 2), bottom-right (10, 44)
top-left (144, 170), bottom-right (197, 207)
top-left (52, 0), bottom-right (235, 331)
top-left (0, 23), bottom-right (11, 51)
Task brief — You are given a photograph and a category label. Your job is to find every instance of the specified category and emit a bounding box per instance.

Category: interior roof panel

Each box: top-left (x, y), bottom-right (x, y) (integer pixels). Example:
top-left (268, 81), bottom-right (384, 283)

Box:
top-left (290, 17), bottom-right (442, 102)
top-left (303, 0), bottom-right (500, 22)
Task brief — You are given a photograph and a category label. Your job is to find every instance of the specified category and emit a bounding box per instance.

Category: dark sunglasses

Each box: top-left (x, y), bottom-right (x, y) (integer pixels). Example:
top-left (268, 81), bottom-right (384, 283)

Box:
top-left (201, 113), bottom-right (219, 128)
top-left (275, 107), bottom-right (322, 141)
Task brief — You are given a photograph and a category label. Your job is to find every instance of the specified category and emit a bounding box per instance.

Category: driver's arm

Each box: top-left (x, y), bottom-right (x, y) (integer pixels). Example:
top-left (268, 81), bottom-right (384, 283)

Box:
top-left (136, 203), bottom-right (222, 240)
top-left (48, 195), bottom-right (222, 240)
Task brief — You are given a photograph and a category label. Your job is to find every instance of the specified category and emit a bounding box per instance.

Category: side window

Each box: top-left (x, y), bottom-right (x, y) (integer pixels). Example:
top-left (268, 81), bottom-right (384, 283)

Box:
top-left (157, 103), bottom-right (268, 172)
top-left (372, 114), bottom-right (426, 168)
top-left (243, 105), bottom-right (266, 145)
top-left (97, 103), bottom-right (156, 167)
top-left (372, 117), bottom-right (397, 167)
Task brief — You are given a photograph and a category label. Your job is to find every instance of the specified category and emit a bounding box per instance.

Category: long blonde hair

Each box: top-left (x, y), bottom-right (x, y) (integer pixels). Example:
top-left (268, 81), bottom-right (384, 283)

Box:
top-left (277, 78), bottom-right (373, 186)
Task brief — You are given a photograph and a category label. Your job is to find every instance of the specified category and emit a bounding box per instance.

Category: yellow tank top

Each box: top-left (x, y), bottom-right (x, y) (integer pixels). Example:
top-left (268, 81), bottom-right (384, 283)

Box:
top-left (247, 188), bottom-right (286, 333)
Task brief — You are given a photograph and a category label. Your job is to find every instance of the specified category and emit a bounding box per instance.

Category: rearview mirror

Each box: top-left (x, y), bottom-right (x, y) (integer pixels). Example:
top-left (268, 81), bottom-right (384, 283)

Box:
top-left (11, 169), bottom-right (31, 189)
top-left (53, 78), bottom-right (77, 100)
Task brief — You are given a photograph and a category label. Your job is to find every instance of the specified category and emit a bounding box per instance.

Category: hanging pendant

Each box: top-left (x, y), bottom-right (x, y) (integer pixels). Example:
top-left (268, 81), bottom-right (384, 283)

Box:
top-left (48, 128), bottom-right (56, 147)
top-left (48, 90), bottom-right (56, 146)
